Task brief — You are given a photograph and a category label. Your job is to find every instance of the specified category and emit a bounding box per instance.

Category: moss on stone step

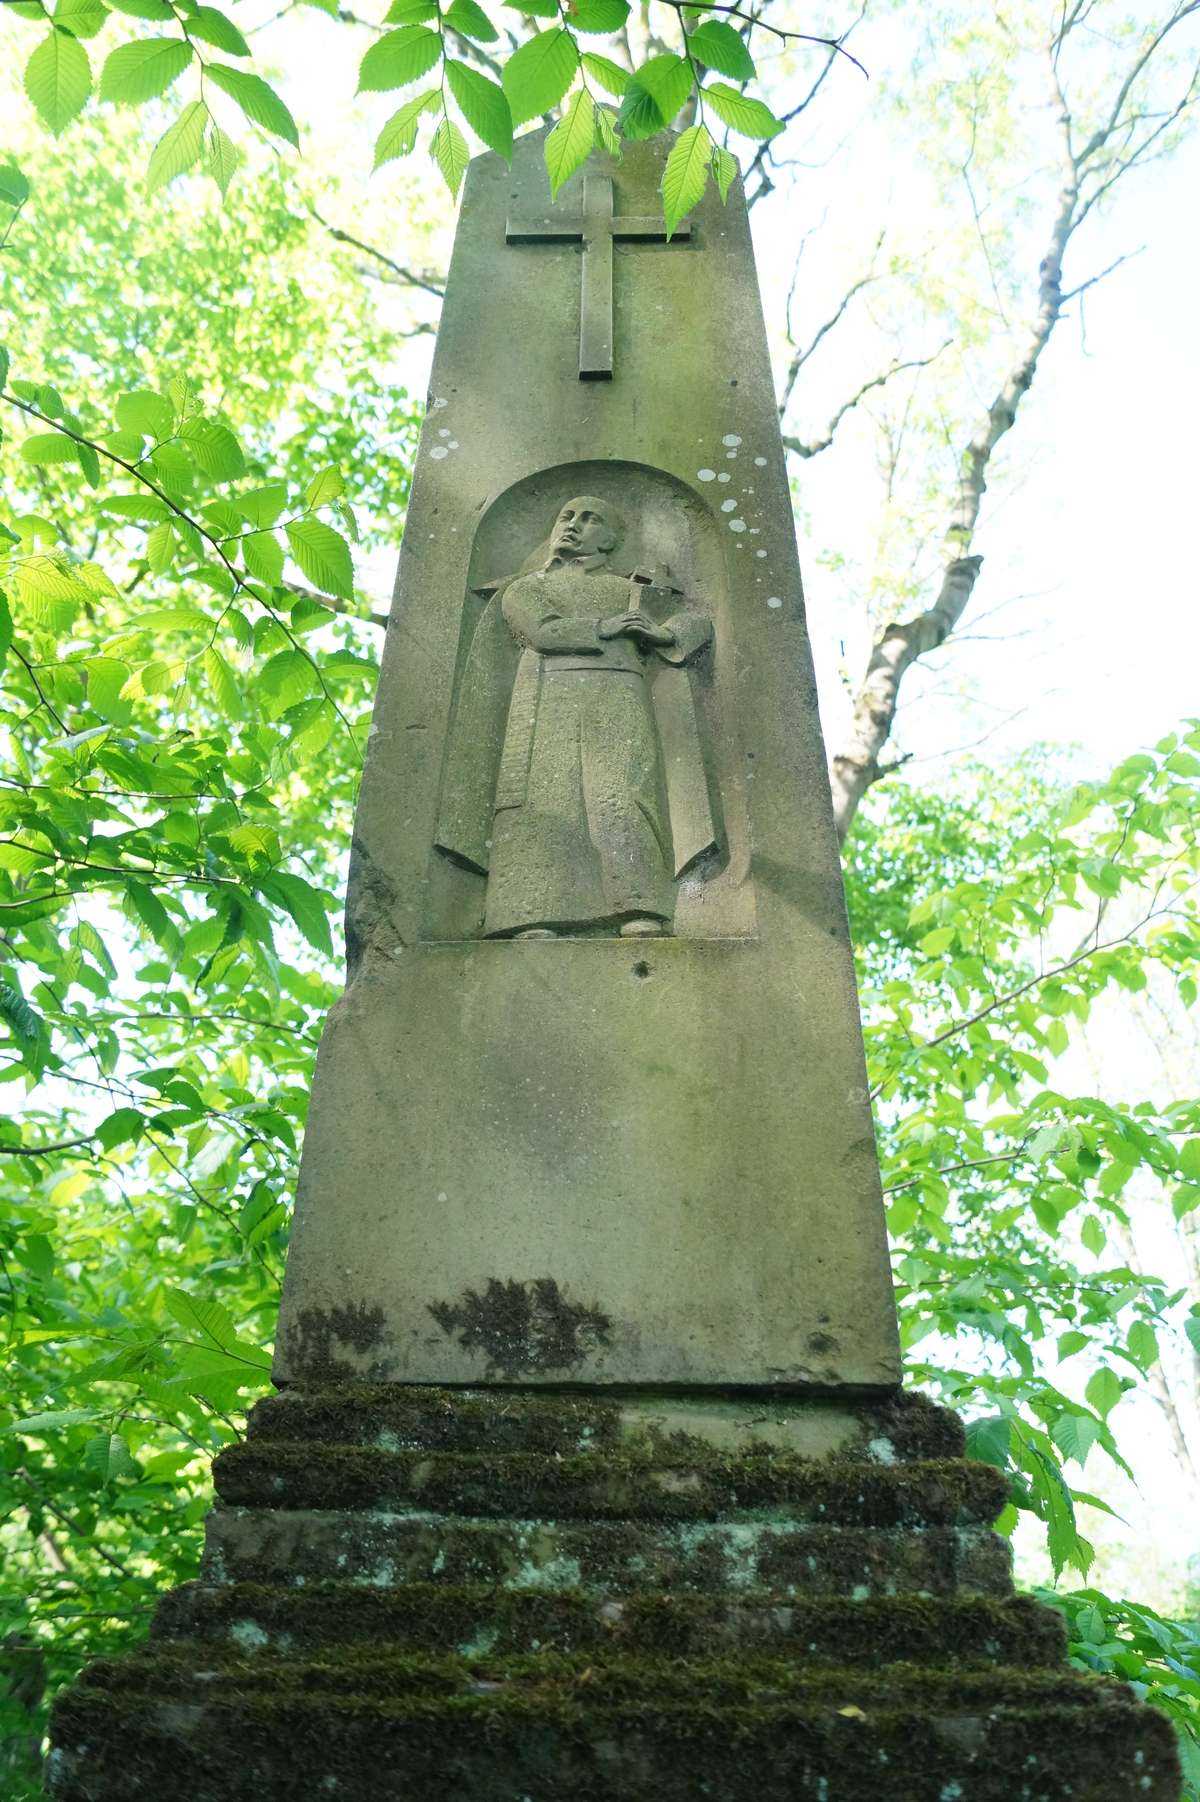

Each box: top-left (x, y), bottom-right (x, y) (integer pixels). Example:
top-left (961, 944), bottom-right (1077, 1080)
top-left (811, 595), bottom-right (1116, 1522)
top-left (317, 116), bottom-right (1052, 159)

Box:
top-left (48, 1684), bottom-right (1180, 1802)
top-left (152, 1581), bottom-right (1065, 1666)
top-left (201, 1505), bottom-right (1012, 1598)
top-left (213, 1444), bottom-right (1006, 1526)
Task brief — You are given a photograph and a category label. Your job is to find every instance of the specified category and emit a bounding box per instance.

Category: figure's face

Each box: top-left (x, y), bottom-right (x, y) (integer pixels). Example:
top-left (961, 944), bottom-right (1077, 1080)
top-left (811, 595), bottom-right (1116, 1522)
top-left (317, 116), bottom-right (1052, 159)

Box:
top-left (550, 500), bottom-right (613, 560)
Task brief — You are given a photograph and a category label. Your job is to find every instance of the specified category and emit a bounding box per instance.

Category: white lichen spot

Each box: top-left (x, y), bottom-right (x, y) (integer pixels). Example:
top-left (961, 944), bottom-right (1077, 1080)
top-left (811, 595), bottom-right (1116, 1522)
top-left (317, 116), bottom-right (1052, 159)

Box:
top-left (717, 472), bottom-right (731, 483)
top-left (722, 433), bottom-right (742, 447)
top-left (941, 1785), bottom-right (965, 1801)
top-left (438, 428), bottom-right (451, 438)
top-left (432, 1548), bottom-right (446, 1575)
top-left (755, 550), bottom-right (767, 559)
top-left (729, 519), bottom-right (746, 533)
top-left (696, 467), bottom-right (717, 481)
top-left (725, 450), bottom-right (738, 459)
top-left (429, 445), bottom-right (449, 460)
top-left (432, 395), bottom-right (449, 409)
top-left (867, 1436), bottom-right (898, 1465)
top-left (767, 597), bottom-right (783, 609)
top-left (369, 1560), bottom-right (396, 1586)
top-left (719, 499), bottom-right (736, 513)
top-left (851, 1584), bottom-right (871, 1601)
top-left (448, 441), bottom-right (459, 449)
top-left (230, 1620), bottom-right (269, 1651)
top-left (437, 1191), bottom-right (448, 1202)
top-left (457, 1626), bottom-right (499, 1658)
top-left (754, 455), bottom-right (767, 466)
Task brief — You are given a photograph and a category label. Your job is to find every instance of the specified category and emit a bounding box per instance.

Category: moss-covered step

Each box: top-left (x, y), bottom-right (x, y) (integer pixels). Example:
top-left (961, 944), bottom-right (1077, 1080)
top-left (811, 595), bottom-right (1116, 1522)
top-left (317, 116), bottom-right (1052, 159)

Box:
top-left (151, 1582), bottom-right (1066, 1665)
top-left (213, 1444), bottom-right (1007, 1526)
top-left (73, 1646), bottom-right (1133, 1713)
top-left (202, 1505), bottom-right (1012, 1598)
top-left (48, 1683), bottom-right (1180, 1802)
top-left (246, 1387), bottom-right (965, 1462)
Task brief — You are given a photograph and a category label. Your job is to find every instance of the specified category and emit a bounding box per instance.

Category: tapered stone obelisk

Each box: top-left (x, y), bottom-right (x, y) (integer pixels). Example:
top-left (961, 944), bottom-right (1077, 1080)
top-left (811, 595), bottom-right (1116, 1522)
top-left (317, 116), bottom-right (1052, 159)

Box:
top-left (47, 131), bottom-right (1181, 1802)
top-left (273, 131), bottom-right (901, 1395)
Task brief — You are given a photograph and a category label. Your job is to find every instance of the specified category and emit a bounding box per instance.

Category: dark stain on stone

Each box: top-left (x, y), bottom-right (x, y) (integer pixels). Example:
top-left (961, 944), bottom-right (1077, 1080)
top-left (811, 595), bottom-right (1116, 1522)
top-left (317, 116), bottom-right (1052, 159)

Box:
top-left (289, 1303), bottom-right (391, 1381)
top-left (807, 1331), bottom-right (838, 1356)
top-left (427, 1277), bottom-right (612, 1379)
top-left (344, 834), bottom-right (402, 976)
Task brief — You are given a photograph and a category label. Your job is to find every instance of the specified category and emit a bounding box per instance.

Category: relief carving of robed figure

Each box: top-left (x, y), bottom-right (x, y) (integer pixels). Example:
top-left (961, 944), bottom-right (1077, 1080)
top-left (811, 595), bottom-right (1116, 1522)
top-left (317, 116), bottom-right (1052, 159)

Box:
top-left (435, 496), bottom-right (717, 938)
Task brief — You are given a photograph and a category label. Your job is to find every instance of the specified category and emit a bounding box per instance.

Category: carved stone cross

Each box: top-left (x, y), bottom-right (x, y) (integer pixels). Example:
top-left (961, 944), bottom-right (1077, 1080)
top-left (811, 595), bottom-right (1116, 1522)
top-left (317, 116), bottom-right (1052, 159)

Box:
top-left (505, 171), bottom-right (691, 380)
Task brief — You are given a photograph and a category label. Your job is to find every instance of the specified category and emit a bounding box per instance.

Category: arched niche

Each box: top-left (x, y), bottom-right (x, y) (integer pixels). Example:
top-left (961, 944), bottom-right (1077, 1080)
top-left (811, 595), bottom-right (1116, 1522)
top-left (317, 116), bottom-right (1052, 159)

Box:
top-left (423, 459), bottom-right (755, 942)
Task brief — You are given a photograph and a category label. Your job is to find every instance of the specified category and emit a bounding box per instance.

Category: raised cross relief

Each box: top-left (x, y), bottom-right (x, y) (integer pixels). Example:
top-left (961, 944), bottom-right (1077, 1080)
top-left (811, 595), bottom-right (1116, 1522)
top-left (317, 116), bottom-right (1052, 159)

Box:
top-left (435, 494), bottom-right (717, 939)
top-left (505, 173), bottom-right (692, 379)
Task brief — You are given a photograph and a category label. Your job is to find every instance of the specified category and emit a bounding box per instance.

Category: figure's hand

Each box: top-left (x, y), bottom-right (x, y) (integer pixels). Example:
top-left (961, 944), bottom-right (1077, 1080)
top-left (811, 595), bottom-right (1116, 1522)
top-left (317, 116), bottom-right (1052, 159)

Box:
top-left (598, 612), bottom-right (677, 646)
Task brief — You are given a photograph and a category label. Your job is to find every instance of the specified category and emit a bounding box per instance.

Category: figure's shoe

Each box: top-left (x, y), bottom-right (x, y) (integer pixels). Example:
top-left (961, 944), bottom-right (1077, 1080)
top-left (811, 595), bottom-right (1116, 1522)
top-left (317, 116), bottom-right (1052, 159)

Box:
top-left (515, 928), bottom-right (557, 940)
top-left (619, 916), bottom-right (667, 938)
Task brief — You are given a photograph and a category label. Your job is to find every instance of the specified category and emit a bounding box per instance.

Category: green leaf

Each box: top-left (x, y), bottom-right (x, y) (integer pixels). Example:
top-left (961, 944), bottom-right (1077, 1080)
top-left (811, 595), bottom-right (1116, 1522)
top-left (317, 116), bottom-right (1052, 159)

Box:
top-left (25, 30), bottom-right (92, 135)
top-left (357, 25), bottom-right (442, 94)
top-left (164, 1285), bottom-right (239, 1348)
top-left (373, 87), bottom-right (441, 167)
top-left (1186, 1315), bottom-right (1200, 1356)
top-left (206, 63), bottom-right (299, 146)
top-left (1051, 1411), bottom-right (1102, 1468)
top-left (0, 982), bottom-right (44, 1044)
top-left (567, 0), bottom-right (629, 30)
top-left (260, 647), bottom-right (317, 716)
top-left (96, 1106), bottom-right (146, 1149)
top-left (0, 164), bottom-right (30, 207)
top-left (501, 27), bottom-right (579, 127)
top-left (205, 120), bottom-right (241, 193)
top-left (1080, 1213), bottom-right (1106, 1256)
top-left (618, 54), bottom-right (691, 138)
top-left (237, 483), bottom-right (288, 527)
top-left (124, 876), bottom-right (176, 948)
top-left (384, 0), bottom-right (438, 17)
top-left (594, 101), bottom-right (620, 156)
top-left (243, 528), bottom-right (284, 585)
top-left (84, 1431), bottom-right (138, 1481)
top-left (545, 87), bottom-right (594, 197)
top-left (5, 1408), bottom-right (101, 1435)
top-left (262, 868), bottom-right (334, 955)
top-left (1127, 1318), bottom-right (1158, 1368)
top-left (444, 0), bottom-right (499, 39)
top-left (203, 644), bottom-right (243, 716)
top-left (182, 416), bottom-right (245, 479)
top-left (703, 80), bottom-right (783, 139)
top-left (86, 656), bottom-right (132, 721)
top-left (580, 50), bottom-right (627, 96)
top-left (145, 519), bottom-right (175, 574)
top-left (54, 0), bottom-right (109, 39)
top-left (964, 1414), bottom-right (1010, 1468)
top-left (99, 36), bottom-right (192, 104)
top-left (504, 0), bottom-right (558, 13)
top-left (686, 18), bottom-right (754, 78)
top-left (106, 0), bottom-right (173, 16)
top-left (21, 432), bottom-right (79, 467)
top-left (1085, 1366), bottom-right (1124, 1418)
top-left (303, 467), bottom-right (344, 508)
top-left (187, 5), bottom-right (250, 54)
top-left (710, 142), bottom-right (737, 201)
top-left (147, 99), bottom-right (209, 193)
top-left (446, 60), bottom-right (513, 159)
top-left (661, 121), bottom-right (711, 235)
top-left (431, 114), bottom-right (470, 199)
top-left (116, 389), bottom-right (174, 438)
top-left (286, 517), bottom-right (353, 598)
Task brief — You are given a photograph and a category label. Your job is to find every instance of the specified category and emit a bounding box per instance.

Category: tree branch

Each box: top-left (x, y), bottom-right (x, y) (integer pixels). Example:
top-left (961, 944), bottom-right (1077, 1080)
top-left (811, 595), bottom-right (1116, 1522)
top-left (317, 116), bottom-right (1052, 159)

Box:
top-left (783, 345), bottom-right (949, 460)
top-left (305, 204), bottom-right (445, 299)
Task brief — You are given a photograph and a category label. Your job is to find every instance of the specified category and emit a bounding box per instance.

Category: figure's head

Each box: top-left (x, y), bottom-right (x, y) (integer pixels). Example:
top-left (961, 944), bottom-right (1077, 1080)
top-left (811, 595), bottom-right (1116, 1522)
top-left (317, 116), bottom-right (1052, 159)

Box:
top-left (549, 495), bottom-right (622, 562)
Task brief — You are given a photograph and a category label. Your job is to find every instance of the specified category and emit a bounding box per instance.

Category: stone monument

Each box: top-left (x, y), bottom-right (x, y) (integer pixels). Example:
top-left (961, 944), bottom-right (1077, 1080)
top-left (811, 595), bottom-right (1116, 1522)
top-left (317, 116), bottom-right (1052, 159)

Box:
top-left (47, 131), bottom-right (1180, 1801)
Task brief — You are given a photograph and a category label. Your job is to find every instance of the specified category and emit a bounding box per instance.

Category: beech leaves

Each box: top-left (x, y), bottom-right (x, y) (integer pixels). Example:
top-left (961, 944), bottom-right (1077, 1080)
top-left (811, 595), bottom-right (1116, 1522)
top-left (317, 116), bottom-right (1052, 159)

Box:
top-left (15, 0), bottom-right (787, 231)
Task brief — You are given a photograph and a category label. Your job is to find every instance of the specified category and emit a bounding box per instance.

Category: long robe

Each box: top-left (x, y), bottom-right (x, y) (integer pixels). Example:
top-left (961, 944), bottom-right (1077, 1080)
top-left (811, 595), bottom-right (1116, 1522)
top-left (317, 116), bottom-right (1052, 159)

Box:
top-left (435, 557), bottom-right (715, 937)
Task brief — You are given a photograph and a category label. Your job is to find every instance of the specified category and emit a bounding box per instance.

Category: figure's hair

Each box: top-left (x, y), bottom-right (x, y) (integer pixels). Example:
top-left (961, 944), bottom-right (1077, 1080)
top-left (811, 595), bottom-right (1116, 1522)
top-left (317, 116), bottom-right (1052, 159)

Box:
top-left (560, 494), bottom-right (624, 552)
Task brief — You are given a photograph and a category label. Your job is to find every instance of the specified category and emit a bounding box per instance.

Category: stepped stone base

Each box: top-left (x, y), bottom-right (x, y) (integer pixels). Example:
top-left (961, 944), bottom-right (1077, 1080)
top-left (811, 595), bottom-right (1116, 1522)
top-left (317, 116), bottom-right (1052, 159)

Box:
top-left (47, 1387), bottom-right (1180, 1801)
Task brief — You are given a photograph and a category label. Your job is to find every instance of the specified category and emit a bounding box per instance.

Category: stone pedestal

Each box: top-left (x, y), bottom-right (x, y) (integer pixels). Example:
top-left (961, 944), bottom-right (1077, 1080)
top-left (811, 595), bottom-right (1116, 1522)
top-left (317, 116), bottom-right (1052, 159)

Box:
top-left (48, 1386), bottom-right (1180, 1801)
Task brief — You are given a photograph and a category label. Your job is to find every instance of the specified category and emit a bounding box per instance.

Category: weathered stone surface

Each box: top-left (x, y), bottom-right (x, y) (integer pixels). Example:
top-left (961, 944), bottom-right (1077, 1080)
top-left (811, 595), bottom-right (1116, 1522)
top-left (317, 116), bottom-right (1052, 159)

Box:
top-left (272, 134), bottom-right (900, 1392)
top-left (213, 1442), bottom-right (1007, 1526)
top-left (203, 1508), bottom-right (1013, 1598)
top-left (51, 1680), bottom-right (1178, 1802)
top-left (244, 1385), bottom-right (963, 1460)
top-left (49, 1388), bottom-right (1181, 1802)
